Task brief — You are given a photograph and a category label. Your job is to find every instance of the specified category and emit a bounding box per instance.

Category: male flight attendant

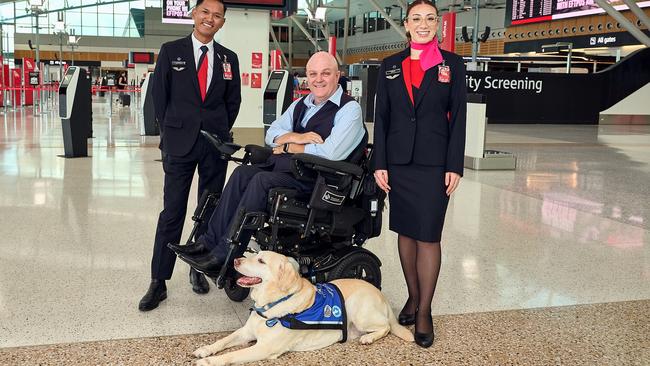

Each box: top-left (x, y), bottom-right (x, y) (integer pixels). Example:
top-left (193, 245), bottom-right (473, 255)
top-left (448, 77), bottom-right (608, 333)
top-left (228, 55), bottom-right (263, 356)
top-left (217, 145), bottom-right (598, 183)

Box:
top-left (139, 0), bottom-right (241, 311)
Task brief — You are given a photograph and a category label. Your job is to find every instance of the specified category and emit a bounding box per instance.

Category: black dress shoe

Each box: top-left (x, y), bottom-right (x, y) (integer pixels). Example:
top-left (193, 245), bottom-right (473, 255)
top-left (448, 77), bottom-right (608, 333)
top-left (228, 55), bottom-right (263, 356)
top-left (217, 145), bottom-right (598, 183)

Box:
top-left (414, 312), bottom-right (435, 348)
top-left (138, 280), bottom-right (167, 312)
top-left (189, 267), bottom-right (210, 294)
top-left (178, 252), bottom-right (224, 278)
top-left (167, 241), bottom-right (206, 256)
top-left (398, 312), bottom-right (416, 326)
top-left (414, 330), bottom-right (434, 348)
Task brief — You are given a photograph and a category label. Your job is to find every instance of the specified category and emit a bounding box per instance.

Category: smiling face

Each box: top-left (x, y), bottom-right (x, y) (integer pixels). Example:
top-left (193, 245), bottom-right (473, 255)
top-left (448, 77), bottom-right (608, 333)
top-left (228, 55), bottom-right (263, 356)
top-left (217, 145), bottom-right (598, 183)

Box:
top-left (306, 52), bottom-right (340, 105)
top-left (404, 3), bottom-right (439, 44)
top-left (234, 251), bottom-right (300, 292)
top-left (234, 251), bottom-right (279, 288)
top-left (191, 0), bottom-right (225, 43)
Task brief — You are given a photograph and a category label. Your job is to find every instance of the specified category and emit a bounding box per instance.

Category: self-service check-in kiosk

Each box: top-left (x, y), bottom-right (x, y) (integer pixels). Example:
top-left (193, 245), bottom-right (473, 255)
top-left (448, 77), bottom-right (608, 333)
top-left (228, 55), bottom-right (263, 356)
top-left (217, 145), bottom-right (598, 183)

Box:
top-left (262, 70), bottom-right (292, 135)
top-left (464, 94), bottom-right (516, 170)
top-left (140, 72), bottom-right (159, 136)
top-left (59, 66), bottom-right (91, 158)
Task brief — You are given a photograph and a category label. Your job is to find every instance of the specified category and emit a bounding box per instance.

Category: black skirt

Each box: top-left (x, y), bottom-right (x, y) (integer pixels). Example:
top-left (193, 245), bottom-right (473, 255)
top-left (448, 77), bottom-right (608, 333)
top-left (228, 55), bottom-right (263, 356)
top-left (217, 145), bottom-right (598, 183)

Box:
top-left (387, 164), bottom-right (450, 242)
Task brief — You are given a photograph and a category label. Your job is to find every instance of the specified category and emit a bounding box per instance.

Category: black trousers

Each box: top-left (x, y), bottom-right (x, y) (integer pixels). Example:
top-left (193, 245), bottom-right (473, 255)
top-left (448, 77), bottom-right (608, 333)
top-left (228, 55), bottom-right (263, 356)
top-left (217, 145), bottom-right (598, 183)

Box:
top-left (198, 164), bottom-right (312, 260)
top-left (150, 136), bottom-right (227, 280)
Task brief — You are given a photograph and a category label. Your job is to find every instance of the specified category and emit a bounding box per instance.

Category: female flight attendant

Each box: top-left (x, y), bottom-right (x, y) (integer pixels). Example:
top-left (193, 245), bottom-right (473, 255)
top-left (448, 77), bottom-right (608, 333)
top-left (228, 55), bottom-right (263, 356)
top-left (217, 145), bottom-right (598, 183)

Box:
top-left (373, 0), bottom-right (467, 348)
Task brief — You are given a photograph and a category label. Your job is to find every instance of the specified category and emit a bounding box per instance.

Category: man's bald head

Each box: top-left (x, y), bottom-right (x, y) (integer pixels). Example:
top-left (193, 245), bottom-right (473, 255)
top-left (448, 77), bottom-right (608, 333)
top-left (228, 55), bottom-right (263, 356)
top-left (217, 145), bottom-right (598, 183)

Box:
top-left (306, 51), bottom-right (338, 72)
top-left (305, 52), bottom-right (341, 104)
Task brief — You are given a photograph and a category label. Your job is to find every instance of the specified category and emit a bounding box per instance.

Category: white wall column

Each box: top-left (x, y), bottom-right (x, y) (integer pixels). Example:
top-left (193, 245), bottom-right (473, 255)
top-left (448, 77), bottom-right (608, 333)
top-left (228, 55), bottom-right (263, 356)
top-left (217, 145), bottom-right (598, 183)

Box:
top-left (217, 9), bottom-right (270, 128)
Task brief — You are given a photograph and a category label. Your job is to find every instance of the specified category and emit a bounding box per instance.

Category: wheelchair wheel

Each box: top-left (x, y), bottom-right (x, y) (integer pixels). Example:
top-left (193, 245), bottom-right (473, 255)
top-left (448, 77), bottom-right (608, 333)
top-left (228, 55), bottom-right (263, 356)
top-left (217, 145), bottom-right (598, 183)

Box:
top-left (328, 252), bottom-right (382, 289)
top-left (224, 275), bottom-right (250, 302)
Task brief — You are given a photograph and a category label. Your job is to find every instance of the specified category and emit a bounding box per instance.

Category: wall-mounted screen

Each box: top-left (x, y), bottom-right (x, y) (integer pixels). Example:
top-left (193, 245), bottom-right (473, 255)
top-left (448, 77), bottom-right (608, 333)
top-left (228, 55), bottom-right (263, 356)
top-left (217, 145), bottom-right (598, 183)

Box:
top-left (162, 0), bottom-right (295, 24)
top-left (130, 52), bottom-right (155, 64)
top-left (506, 0), bottom-right (650, 26)
top-left (162, 0), bottom-right (192, 24)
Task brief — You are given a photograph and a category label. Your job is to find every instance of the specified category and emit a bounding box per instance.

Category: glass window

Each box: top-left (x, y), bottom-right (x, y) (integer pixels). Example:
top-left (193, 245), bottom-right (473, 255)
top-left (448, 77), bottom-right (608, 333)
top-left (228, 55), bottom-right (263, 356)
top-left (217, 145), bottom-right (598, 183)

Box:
top-left (130, 1), bottom-right (146, 9)
top-left (97, 3), bottom-right (113, 12)
top-left (66, 11), bottom-right (82, 29)
top-left (48, 0), bottom-right (65, 9)
top-left (14, 2), bottom-right (29, 18)
top-left (366, 12), bottom-right (377, 33)
top-left (114, 14), bottom-right (129, 29)
top-left (81, 6), bottom-right (97, 27)
top-left (98, 26), bottom-right (113, 37)
top-left (114, 2), bottom-right (130, 14)
top-left (0, 3), bottom-right (14, 19)
top-left (82, 25), bottom-right (98, 36)
top-left (97, 10), bottom-right (113, 27)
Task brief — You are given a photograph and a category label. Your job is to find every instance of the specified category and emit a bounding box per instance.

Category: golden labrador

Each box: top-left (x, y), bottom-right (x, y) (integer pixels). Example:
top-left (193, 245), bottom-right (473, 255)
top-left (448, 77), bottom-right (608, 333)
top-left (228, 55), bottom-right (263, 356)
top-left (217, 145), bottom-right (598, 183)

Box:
top-left (193, 251), bottom-right (414, 365)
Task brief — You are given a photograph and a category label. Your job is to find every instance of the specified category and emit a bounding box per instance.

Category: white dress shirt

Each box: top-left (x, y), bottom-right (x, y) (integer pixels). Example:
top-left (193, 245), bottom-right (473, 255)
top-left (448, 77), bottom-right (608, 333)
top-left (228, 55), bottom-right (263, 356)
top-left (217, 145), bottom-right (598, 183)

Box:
top-left (191, 32), bottom-right (214, 92)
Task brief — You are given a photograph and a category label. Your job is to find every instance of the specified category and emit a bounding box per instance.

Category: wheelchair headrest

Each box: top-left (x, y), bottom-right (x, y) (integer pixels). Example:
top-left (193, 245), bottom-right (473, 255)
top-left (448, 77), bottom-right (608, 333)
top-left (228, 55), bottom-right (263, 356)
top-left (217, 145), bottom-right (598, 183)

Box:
top-left (344, 128), bottom-right (369, 165)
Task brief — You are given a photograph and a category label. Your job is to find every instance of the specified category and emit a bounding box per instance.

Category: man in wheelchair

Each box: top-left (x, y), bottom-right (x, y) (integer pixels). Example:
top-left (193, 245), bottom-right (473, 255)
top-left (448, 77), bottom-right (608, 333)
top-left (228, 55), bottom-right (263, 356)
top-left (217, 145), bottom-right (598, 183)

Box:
top-left (169, 52), bottom-right (374, 287)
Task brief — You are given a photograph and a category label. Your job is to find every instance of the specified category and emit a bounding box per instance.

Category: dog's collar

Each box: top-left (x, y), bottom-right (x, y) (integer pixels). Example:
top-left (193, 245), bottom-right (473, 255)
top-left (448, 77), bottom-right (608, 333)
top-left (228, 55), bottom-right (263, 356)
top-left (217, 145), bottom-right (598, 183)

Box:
top-left (251, 293), bottom-right (295, 318)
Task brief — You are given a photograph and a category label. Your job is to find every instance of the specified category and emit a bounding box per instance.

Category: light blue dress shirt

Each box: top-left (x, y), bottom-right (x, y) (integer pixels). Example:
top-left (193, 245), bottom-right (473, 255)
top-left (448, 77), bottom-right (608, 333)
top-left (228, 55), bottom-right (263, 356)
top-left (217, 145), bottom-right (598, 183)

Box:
top-left (265, 86), bottom-right (365, 161)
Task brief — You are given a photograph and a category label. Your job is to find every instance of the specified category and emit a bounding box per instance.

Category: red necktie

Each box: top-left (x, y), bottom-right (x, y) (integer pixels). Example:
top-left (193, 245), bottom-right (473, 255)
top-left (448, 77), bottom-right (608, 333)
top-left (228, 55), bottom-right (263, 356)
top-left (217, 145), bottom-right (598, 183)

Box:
top-left (197, 45), bottom-right (208, 101)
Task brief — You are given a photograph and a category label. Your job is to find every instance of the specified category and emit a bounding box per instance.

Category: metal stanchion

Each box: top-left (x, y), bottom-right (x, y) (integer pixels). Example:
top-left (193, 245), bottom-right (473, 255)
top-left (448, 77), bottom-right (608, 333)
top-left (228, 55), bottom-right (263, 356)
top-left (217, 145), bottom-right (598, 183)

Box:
top-left (108, 89), bottom-right (113, 116)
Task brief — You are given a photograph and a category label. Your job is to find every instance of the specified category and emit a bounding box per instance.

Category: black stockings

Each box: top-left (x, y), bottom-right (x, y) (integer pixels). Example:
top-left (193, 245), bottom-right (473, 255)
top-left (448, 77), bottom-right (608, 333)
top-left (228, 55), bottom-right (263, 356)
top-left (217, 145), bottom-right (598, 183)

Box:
top-left (398, 235), bottom-right (442, 334)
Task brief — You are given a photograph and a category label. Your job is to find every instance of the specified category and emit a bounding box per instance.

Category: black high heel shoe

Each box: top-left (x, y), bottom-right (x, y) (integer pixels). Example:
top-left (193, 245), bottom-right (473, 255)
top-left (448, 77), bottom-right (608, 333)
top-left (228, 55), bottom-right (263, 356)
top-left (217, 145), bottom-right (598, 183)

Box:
top-left (398, 312), bottom-right (416, 326)
top-left (414, 312), bottom-right (435, 348)
top-left (398, 302), bottom-right (417, 326)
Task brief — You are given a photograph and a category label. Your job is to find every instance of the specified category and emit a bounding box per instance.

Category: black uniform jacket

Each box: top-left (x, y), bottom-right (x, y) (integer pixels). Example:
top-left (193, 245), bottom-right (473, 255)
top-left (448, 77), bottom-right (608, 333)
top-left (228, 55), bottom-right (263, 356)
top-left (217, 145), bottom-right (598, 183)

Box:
top-left (373, 47), bottom-right (466, 175)
top-left (152, 35), bottom-right (241, 157)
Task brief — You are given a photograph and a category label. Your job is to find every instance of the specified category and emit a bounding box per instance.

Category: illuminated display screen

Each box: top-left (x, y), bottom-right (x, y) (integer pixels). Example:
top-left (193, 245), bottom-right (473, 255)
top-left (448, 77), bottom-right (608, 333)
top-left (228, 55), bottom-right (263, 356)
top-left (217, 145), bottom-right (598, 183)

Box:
top-left (506, 0), bottom-right (650, 26)
top-left (266, 77), bottom-right (282, 90)
top-left (130, 52), bottom-right (155, 64)
top-left (61, 68), bottom-right (75, 86)
top-left (162, 0), bottom-right (291, 24)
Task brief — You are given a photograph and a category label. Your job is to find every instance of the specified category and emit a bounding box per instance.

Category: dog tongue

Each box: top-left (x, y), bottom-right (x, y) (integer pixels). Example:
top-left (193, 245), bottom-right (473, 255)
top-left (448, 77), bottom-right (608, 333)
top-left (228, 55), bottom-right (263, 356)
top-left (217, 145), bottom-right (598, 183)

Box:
top-left (237, 276), bottom-right (262, 286)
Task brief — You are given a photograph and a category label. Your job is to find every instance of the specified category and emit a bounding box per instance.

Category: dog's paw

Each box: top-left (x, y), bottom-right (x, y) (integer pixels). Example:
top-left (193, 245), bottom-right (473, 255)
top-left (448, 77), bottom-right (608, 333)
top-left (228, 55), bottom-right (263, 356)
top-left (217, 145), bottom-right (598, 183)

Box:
top-left (196, 357), bottom-right (226, 366)
top-left (195, 359), bottom-right (213, 366)
top-left (359, 334), bottom-right (376, 345)
top-left (193, 346), bottom-right (215, 358)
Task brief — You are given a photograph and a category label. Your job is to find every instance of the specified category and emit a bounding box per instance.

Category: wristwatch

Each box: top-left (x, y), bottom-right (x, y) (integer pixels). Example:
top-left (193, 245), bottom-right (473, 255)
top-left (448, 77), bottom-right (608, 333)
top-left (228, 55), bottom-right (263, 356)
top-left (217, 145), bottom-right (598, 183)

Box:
top-left (283, 143), bottom-right (290, 153)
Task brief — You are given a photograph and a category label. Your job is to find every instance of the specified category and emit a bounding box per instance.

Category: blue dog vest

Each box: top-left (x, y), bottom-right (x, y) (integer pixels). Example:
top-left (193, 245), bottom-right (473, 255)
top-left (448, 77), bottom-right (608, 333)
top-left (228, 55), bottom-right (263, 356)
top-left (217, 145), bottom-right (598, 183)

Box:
top-left (255, 283), bottom-right (348, 343)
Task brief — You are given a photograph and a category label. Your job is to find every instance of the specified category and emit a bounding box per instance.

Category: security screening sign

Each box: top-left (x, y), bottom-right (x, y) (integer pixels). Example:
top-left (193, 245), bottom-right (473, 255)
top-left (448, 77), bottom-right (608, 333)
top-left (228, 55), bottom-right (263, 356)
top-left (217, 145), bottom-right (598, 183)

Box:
top-left (465, 71), bottom-right (601, 124)
top-left (163, 0), bottom-right (193, 24)
top-left (466, 74), bottom-right (544, 94)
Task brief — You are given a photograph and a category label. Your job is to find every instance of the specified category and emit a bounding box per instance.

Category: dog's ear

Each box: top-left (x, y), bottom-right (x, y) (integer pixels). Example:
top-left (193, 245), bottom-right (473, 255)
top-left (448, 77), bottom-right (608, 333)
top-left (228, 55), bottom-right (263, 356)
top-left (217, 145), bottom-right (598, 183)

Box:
top-left (275, 259), bottom-right (300, 294)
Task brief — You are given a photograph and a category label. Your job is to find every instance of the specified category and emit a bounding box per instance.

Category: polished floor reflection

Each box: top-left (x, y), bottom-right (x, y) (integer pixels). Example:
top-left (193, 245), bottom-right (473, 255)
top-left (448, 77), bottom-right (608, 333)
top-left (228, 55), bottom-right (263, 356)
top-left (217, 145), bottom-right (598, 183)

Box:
top-left (0, 100), bottom-right (648, 352)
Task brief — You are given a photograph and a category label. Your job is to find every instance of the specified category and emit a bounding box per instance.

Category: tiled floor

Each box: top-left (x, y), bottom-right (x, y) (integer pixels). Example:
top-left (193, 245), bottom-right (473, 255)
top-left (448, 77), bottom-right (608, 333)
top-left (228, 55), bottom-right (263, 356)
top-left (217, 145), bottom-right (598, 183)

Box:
top-left (0, 97), bottom-right (648, 364)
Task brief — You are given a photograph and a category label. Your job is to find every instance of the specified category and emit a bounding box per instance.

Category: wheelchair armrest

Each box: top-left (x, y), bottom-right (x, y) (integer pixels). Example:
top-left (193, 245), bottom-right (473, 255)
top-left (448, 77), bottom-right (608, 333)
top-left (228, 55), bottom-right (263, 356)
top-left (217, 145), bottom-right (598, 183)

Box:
top-left (201, 130), bottom-right (241, 156)
top-left (244, 145), bottom-right (273, 164)
top-left (291, 153), bottom-right (363, 178)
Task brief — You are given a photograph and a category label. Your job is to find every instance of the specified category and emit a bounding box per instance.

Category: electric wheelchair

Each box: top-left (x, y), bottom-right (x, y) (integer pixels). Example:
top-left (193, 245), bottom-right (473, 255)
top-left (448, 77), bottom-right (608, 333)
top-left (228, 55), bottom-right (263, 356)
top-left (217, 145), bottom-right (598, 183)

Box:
top-left (183, 130), bottom-right (386, 302)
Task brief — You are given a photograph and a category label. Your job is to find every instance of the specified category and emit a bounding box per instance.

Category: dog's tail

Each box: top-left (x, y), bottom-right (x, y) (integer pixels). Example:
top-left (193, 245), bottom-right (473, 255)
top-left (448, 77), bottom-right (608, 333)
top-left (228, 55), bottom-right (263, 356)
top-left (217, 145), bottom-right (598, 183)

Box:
top-left (387, 305), bottom-right (415, 342)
